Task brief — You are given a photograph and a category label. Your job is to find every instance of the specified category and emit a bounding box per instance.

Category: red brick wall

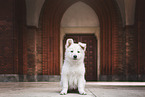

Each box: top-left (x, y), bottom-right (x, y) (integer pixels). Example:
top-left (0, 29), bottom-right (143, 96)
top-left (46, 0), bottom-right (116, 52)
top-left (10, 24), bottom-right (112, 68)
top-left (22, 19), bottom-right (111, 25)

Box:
top-left (0, 0), bottom-right (16, 74)
top-left (0, 0), bottom-right (26, 74)
top-left (135, 0), bottom-right (145, 80)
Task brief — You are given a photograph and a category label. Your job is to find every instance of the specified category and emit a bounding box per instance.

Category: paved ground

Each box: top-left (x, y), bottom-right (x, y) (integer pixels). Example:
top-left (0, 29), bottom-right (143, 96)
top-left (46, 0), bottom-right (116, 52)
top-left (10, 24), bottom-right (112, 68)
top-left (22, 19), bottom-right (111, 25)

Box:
top-left (0, 82), bottom-right (145, 97)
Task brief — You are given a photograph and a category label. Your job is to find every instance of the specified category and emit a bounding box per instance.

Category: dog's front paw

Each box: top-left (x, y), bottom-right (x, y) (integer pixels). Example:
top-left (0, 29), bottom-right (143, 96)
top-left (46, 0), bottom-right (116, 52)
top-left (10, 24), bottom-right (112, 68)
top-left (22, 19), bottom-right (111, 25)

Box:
top-left (60, 89), bottom-right (67, 95)
top-left (79, 90), bottom-right (87, 95)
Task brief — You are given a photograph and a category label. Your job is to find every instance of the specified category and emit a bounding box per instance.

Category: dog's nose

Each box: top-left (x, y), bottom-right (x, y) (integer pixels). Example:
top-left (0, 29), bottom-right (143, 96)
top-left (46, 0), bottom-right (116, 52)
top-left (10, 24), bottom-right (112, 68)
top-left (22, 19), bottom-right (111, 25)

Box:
top-left (73, 55), bottom-right (77, 59)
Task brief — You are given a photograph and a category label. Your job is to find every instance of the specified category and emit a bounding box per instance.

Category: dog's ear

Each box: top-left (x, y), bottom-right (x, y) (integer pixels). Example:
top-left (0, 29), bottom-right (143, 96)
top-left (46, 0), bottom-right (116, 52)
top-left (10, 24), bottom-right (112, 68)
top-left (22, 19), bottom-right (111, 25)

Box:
top-left (78, 42), bottom-right (86, 51)
top-left (65, 39), bottom-right (74, 49)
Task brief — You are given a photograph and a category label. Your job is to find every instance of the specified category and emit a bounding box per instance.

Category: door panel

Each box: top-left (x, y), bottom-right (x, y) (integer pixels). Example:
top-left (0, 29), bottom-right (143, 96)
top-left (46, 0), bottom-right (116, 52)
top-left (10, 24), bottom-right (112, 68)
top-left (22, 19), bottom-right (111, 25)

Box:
top-left (64, 34), bottom-right (97, 81)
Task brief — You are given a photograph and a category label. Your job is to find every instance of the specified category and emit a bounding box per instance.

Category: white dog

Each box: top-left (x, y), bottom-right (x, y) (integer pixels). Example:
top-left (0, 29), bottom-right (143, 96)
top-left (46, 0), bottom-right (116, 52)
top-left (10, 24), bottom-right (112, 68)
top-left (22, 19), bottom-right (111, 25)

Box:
top-left (60, 39), bottom-right (87, 95)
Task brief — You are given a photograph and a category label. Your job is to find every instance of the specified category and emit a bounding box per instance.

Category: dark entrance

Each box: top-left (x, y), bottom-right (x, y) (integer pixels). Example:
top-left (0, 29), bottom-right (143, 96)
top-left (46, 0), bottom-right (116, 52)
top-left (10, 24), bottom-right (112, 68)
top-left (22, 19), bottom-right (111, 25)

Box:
top-left (63, 34), bottom-right (97, 81)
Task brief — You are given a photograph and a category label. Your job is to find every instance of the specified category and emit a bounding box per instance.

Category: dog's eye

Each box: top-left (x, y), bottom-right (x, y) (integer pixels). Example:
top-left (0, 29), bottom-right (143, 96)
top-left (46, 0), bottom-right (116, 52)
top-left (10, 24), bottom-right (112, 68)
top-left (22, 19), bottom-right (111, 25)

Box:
top-left (71, 51), bottom-right (73, 53)
top-left (77, 51), bottom-right (80, 53)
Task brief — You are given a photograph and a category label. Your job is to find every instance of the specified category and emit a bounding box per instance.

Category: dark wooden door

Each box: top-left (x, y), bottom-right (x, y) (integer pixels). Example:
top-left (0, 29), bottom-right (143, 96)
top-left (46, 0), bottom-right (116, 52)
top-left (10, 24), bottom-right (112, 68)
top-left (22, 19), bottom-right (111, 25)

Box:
top-left (64, 34), bottom-right (97, 81)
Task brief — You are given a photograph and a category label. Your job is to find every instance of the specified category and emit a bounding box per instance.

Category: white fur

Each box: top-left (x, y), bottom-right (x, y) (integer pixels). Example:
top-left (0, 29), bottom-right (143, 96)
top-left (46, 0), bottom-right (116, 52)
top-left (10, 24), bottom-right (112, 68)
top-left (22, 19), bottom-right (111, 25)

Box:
top-left (60, 39), bottom-right (87, 95)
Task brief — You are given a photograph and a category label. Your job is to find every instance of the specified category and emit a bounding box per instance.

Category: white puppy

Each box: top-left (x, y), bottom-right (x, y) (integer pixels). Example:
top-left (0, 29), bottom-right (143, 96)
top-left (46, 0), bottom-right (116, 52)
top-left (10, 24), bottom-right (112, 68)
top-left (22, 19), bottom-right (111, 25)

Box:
top-left (60, 39), bottom-right (87, 95)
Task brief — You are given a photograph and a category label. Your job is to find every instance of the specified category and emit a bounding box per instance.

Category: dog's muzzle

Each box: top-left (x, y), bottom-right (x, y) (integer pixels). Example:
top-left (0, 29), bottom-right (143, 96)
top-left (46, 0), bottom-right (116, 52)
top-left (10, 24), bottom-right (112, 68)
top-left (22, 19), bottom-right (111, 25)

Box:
top-left (73, 55), bottom-right (77, 60)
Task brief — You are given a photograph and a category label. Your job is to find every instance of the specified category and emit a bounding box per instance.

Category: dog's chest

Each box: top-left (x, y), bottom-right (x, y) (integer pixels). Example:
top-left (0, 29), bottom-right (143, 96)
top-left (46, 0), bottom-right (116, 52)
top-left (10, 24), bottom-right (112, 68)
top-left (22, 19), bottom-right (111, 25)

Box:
top-left (67, 66), bottom-right (82, 76)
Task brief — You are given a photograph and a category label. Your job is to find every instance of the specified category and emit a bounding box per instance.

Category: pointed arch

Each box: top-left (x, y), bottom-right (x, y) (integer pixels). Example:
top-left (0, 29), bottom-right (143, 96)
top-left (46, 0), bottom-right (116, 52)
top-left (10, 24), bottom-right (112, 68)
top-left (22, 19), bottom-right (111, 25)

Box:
top-left (39, 0), bottom-right (123, 81)
top-left (61, 1), bottom-right (99, 27)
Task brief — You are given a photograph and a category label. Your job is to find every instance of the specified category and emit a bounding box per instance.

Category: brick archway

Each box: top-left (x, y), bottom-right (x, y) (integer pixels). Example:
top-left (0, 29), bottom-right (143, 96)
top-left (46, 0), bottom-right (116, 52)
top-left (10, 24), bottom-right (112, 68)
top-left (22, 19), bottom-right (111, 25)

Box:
top-left (40, 0), bottom-right (123, 80)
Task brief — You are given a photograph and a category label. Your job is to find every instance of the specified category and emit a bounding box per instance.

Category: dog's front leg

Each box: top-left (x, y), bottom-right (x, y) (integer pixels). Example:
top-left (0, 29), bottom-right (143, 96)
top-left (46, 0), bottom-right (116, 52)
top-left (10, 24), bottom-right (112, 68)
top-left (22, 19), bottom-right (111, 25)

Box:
top-left (60, 75), bottom-right (68, 95)
top-left (78, 76), bottom-right (86, 95)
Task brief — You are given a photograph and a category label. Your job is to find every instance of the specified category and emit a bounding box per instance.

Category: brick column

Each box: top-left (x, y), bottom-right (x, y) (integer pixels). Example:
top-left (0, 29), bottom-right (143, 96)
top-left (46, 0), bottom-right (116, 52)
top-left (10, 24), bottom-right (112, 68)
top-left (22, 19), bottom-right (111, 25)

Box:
top-left (125, 25), bottom-right (138, 81)
top-left (25, 27), bottom-right (37, 81)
